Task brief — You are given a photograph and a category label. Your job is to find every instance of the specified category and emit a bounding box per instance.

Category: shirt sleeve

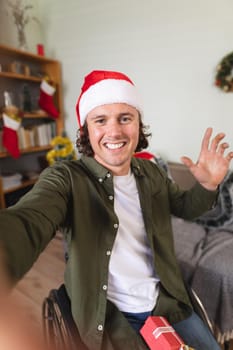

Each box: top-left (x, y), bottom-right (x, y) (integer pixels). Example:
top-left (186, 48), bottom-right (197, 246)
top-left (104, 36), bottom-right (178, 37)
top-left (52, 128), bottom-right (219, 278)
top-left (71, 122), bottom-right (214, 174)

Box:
top-left (0, 163), bottom-right (71, 283)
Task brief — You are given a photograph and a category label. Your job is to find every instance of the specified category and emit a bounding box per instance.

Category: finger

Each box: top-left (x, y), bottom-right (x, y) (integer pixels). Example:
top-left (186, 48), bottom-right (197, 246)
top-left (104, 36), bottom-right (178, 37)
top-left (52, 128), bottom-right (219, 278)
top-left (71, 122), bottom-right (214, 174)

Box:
top-left (180, 156), bottom-right (194, 169)
top-left (226, 151), bottom-right (233, 162)
top-left (210, 132), bottom-right (226, 152)
top-left (200, 127), bottom-right (213, 152)
top-left (217, 142), bottom-right (229, 155)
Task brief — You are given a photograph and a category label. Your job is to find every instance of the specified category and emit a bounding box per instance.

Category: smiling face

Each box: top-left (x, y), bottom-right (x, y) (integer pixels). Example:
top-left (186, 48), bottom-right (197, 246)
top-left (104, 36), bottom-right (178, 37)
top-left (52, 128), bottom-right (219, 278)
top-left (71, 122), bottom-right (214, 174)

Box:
top-left (86, 103), bottom-right (140, 175)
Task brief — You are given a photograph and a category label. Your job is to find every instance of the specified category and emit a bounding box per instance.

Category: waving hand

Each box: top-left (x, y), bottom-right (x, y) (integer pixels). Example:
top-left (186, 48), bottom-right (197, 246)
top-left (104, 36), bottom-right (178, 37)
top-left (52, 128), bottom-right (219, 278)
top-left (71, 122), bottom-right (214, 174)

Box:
top-left (181, 128), bottom-right (233, 190)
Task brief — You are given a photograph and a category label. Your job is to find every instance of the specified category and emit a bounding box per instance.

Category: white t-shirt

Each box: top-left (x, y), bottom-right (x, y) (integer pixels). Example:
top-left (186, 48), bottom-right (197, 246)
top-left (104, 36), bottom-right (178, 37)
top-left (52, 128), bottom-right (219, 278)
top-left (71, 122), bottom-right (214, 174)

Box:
top-left (107, 171), bottom-right (160, 313)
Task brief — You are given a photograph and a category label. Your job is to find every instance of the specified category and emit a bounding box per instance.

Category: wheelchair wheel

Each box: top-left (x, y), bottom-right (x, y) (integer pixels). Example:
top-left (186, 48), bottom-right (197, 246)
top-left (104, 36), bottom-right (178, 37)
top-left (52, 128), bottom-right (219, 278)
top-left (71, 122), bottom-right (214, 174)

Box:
top-left (186, 286), bottom-right (214, 335)
top-left (42, 292), bottom-right (76, 350)
top-left (42, 286), bottom-right (88, 350)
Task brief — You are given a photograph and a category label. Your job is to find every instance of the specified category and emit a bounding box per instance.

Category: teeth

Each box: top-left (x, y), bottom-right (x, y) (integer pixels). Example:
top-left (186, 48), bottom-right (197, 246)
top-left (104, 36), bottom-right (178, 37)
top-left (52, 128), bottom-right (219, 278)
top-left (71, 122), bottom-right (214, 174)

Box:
top-left (106, 143), bottom-right (124, 149)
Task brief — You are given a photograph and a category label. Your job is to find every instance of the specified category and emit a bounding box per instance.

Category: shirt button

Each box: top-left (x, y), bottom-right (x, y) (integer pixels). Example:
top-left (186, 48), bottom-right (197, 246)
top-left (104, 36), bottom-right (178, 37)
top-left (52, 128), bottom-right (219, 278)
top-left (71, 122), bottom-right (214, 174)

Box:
top-left (102, 285), bottom-right (107, 290)
top-left (108, 195), bottom-right (114, 200)
top-left (106, 173), bottom-right (111, 178)
top-left (98, 178), bottom-right (103, 183)
top-left (106, 250), bottom-right (111, 256)
top-left (113, 223), bottom-right (118, 229)
top-left (97, 324), bottom-right (103, 331)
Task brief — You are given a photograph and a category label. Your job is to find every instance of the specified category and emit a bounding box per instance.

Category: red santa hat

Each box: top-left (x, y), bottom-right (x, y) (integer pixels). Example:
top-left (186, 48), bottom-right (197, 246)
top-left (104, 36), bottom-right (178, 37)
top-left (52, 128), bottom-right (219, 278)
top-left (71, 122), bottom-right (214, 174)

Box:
top-left (134, 151), bottom-right (156, 162)
top-left (76, 70), bottom-right (143, 127)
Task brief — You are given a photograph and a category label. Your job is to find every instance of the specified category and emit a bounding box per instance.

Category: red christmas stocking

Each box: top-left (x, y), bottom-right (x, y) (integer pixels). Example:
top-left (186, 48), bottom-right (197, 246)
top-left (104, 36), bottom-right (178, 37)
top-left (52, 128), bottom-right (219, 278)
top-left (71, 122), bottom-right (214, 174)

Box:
top-left (2, 113), bottom-right (21, 158)
top-left (38, 80), bottom-right (59, 118)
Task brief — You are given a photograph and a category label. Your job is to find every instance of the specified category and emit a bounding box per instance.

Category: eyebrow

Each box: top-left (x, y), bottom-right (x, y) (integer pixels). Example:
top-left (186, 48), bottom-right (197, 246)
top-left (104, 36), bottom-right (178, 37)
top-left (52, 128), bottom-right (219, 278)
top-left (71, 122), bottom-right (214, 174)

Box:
top-left (89, 112), bottom-right (135, 120)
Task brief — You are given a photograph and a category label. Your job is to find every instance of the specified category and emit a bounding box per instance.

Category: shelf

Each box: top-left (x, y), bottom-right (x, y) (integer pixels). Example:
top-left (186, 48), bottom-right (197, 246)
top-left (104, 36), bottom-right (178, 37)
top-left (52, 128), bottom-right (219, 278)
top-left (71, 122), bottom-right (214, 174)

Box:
top-left (0, 111), bottom-right (49, 119)
top-left (23, 112), bottom-right (49, 118)
top-left (0, 71), bottom-right (42, 82)
top-left (0, 43), bottom-right (57, 63)
top-left (3, 178), bottom-right (38, 194)
top-left (0, 145), bottom-right (52, 158)
top-left (0, 43), bottom-right (64, 208)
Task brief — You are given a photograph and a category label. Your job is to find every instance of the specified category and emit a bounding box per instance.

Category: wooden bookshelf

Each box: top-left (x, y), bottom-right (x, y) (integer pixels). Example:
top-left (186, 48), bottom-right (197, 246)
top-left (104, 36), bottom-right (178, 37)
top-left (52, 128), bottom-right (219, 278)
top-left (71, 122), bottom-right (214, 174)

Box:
top-left (0, 145), bottom-right (52, 159)
top-left (3, 179), bottom-right (38, 194)
top-left (0, 71), bottom-right (42, 82)
top-left (0, 44), bottom-right (64, 208)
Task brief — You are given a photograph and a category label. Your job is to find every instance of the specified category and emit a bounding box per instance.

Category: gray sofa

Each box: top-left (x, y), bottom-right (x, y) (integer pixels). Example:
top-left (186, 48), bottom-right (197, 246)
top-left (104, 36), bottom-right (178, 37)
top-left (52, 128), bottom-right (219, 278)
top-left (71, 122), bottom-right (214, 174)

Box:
top-left (168, 162), bottom-right (233, 345)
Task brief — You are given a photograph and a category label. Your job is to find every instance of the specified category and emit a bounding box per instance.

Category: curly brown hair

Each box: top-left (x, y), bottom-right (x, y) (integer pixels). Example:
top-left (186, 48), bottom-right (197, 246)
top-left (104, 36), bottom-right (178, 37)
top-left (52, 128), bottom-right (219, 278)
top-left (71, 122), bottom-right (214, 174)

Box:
top-left (76, 114), bottom-right (151, 157)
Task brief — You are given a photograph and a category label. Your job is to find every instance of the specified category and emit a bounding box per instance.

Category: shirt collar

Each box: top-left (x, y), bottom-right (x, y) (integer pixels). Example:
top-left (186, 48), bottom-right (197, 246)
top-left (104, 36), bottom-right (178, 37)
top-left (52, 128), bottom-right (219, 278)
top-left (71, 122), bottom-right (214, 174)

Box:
top-left (80, 155), bottom-right (145, 182)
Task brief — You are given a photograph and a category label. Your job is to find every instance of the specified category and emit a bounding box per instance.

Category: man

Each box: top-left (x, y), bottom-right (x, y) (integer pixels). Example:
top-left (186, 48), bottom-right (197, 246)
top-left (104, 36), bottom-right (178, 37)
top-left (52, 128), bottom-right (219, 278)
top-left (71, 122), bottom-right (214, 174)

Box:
top-left (0, 70), bottom-right (232, 350)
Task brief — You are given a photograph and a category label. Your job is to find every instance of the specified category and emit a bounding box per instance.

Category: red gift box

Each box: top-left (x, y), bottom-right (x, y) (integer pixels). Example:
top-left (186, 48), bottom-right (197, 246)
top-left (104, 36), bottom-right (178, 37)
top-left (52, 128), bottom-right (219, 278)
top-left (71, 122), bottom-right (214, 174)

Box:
top-left (140, 316), bottom-right (184, 350)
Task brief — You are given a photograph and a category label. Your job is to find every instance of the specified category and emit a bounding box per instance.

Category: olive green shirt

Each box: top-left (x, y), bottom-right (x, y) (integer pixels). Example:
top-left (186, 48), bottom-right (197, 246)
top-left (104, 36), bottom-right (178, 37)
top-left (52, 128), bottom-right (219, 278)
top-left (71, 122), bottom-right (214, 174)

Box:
top-left (0, 156), bottom-right (217, 350)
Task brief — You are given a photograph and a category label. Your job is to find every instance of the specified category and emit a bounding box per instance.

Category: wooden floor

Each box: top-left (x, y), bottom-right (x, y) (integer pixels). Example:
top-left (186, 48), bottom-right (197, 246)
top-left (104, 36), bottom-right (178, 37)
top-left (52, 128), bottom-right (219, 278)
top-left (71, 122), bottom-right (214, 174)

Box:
top-left (12, 232), bottom-right (66, 337)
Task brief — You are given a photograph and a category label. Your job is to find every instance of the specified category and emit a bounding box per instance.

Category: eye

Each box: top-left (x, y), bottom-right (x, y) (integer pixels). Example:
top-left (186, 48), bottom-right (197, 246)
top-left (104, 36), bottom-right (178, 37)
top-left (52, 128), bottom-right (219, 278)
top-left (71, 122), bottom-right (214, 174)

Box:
top-left (120, 115), bottom-right (132, 124)
top-left (94, 117), bottom-right (106, 125)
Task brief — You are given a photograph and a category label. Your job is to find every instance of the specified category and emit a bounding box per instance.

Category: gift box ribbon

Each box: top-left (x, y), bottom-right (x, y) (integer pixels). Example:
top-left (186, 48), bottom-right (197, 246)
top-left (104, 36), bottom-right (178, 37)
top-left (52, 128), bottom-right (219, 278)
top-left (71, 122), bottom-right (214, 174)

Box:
top-left (152, 326), bottom-right (175, 339)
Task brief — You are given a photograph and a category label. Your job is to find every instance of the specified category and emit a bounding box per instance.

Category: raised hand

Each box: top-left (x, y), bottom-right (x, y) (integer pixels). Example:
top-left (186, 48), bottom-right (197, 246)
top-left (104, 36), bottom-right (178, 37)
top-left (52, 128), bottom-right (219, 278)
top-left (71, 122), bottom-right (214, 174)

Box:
top-left (181, 127), bottom-right (233, 190)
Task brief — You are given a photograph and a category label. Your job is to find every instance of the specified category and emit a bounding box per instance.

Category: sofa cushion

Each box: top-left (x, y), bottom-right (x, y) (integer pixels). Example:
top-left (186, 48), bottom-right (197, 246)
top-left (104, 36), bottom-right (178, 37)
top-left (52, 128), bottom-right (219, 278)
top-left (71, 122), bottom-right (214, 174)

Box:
top-left (191, 229), bottom-right (233, 335)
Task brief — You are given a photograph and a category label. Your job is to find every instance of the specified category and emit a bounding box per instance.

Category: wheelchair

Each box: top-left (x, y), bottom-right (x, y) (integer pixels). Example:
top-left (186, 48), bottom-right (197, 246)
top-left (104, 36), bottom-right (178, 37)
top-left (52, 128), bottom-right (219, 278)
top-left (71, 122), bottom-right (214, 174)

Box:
top-left (42, 284), bottom-right (88, 350)
top-left (42, 283), bottom-right (215, 350)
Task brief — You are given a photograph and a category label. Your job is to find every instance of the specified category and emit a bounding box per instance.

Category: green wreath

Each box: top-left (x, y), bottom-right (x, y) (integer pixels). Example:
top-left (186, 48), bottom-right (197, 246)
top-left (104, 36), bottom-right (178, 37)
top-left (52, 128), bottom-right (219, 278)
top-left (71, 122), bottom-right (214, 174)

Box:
top-left (215, 52), bottom-right (233, 92)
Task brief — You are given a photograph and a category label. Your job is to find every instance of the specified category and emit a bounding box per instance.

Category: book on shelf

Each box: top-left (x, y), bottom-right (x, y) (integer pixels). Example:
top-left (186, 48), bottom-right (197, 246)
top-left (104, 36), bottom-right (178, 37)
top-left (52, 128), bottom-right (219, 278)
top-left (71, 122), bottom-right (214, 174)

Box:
top-left (1, 171), bottom-right (40, 191)
top-left (0, 122), bottom-right (56, 153)
top-left (1, 173), bottom-right (23, 190)
top-left (18, 122), bottom-right (55, 149)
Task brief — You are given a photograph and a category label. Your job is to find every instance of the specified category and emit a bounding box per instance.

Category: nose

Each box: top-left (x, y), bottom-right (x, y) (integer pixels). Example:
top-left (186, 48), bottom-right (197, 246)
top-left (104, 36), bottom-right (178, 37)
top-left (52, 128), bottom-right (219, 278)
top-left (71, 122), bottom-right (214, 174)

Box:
top-left (106, 119), bottom-right (122, 136)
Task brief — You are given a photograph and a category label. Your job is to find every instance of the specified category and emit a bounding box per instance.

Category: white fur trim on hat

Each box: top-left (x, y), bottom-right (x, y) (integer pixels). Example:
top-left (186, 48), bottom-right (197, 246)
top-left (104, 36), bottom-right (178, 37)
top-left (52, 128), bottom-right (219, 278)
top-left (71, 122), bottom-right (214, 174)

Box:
top-left (40, 80), bottom-right (56, 95)
top-left (79, 79), bottom-right (143, 126)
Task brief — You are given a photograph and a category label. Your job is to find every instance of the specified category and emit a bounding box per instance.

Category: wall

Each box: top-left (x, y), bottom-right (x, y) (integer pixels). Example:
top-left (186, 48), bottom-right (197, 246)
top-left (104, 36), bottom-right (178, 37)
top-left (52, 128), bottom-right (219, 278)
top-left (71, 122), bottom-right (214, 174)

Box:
top-left (0, 0), bottom-right (43, 54)
top-left (1, 0), bottom-right (233, 163)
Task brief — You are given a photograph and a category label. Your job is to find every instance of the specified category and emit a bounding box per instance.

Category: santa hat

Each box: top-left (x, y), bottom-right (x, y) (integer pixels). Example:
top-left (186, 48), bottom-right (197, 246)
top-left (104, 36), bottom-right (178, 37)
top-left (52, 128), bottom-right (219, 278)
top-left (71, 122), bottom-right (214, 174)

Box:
top-left (134, 151), bottom-right (156, 162)
top-left (76, 70), bottom-right (143, 127)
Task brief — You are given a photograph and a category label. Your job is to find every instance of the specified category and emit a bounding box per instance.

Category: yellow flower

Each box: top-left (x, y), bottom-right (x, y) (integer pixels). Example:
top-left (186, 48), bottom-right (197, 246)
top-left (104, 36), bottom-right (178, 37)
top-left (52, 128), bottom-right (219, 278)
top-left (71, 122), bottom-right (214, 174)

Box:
top-left (46, 135), bottom-right (76, 165)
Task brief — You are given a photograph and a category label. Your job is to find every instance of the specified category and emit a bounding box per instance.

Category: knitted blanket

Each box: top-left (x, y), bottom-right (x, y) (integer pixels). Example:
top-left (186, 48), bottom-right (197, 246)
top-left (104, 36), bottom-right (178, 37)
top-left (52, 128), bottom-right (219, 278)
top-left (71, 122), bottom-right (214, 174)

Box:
top-left (172, 216), bottom-right (233, 343)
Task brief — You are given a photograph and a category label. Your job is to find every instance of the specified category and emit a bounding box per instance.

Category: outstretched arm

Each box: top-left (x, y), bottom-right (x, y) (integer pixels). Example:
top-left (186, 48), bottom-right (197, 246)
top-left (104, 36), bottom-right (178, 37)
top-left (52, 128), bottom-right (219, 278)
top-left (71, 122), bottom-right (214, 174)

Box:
top-left (181, 127), bottom-right (233, 191)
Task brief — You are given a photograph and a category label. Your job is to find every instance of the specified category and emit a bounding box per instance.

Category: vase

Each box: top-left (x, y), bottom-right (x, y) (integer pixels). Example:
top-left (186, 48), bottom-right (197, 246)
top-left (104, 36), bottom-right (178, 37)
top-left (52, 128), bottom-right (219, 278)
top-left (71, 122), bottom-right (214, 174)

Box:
top-left (17, 24), bottom-right (28, 51)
